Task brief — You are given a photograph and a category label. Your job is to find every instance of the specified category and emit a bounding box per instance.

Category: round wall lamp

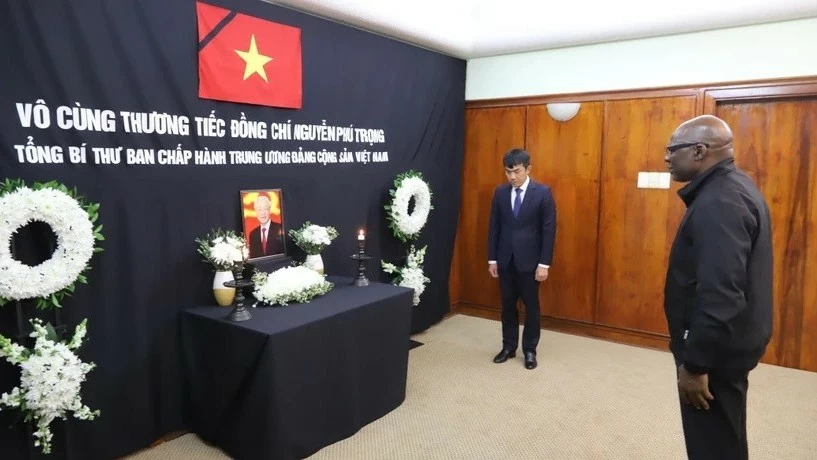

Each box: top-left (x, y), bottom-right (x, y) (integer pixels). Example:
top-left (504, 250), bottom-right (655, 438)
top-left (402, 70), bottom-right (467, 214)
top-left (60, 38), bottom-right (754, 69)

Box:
top-left (546, 103), bottom-right (581, 122)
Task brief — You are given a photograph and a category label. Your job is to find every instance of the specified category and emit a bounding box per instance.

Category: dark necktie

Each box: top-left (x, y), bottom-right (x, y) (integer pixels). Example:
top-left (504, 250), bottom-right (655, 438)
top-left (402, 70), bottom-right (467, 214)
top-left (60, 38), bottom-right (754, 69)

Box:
top-left (261, 227), bottom-right (267, 254)
top-left (513, 188), bottom-right (522, 218)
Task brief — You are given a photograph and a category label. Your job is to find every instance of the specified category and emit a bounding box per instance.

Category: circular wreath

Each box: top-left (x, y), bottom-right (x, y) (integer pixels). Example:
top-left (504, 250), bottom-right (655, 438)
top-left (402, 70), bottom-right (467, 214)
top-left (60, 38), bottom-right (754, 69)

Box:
top-left (0, 179), bottom-right (103, 309)
top-left (384, 170), bottom-right (433, 242)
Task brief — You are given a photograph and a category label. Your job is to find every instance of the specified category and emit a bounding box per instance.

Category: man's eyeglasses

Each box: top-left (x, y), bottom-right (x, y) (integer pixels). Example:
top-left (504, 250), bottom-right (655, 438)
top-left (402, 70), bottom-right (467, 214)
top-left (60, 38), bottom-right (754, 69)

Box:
top-left (666, 142), bottom-right (708, 153)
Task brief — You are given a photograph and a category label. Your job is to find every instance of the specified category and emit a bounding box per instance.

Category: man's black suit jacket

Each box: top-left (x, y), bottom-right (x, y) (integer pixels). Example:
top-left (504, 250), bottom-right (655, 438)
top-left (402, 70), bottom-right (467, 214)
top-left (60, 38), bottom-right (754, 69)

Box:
top-left (249, 222), bottom-right (284, 259)
top-left (488, 180), bottom-right (557, 273)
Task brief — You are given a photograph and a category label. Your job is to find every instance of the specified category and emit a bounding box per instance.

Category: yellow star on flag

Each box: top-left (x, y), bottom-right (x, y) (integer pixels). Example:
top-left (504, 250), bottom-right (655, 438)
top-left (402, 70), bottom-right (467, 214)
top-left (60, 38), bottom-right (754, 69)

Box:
top-left (235, 34), bottom-right (273, 82)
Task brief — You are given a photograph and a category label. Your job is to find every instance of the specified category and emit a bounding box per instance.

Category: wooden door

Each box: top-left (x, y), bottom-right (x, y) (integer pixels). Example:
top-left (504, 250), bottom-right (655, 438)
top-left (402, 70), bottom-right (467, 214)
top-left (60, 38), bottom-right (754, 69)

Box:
top-left (716, 98), bottom-right (817, 372)
top-left (458, 107), bottom-right (526, 311)
top-left (595, 96), bottom-right (697, 335)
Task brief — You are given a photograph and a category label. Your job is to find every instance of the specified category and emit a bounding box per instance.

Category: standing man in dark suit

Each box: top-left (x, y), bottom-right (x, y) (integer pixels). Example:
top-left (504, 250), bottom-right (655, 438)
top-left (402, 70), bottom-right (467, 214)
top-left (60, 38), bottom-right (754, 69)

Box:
top-left (487, 148), bottom-right (557, 370)
top-left (248, 195), bottom-right (284, 259)
top-left (664, 115), bottom-right (773, 460)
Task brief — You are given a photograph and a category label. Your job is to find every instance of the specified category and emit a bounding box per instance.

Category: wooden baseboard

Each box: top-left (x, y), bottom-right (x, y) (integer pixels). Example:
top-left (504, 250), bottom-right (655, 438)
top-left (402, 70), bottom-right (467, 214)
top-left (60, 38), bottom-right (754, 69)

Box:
top-left (116, 431), bottom-right (190, 459)
top-left (151, 431), bottom-right (189, 447)
top-left (453, 303), bottom-right (670, 352)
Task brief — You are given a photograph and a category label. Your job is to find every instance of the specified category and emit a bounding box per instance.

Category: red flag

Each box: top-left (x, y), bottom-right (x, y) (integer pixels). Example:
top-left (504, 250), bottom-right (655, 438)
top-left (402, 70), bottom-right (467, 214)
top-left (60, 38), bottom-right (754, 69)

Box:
top-left (196, 1), bottom-right (302, 109)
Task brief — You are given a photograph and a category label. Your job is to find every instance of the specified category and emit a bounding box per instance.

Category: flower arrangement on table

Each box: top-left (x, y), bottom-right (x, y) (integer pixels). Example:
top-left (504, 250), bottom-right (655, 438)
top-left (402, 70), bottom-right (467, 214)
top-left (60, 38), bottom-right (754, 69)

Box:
top-left (289, 222), bottom-right (338, 255)
top-left (252, 265), bottom-right (334, 306)
top-left (0, 178), bottom-right (104, 310)
top-left (0, 318), bottom-right (100, 454)
top-left (195, 229), bottom-right (250, 307)
top-left (381, 245), bottom-right (430, 306)
top-left (195, 229), bottom-right (249, 271)
top-left (288, 222), bottom-right (338, 274)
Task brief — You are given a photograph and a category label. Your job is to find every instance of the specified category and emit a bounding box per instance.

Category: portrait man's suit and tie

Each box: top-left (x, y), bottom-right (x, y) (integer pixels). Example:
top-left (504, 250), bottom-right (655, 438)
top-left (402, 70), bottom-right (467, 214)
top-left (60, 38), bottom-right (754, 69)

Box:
top-left (245, 192), bottom-right (285, 260)
top-left (487, 148), bottom-right (557, 370)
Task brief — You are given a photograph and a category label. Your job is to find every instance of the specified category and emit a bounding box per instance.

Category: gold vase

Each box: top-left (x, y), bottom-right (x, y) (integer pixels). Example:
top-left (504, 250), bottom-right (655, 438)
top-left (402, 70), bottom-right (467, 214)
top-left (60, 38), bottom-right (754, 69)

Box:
top-left (213, 270), bottom-right (236, 306)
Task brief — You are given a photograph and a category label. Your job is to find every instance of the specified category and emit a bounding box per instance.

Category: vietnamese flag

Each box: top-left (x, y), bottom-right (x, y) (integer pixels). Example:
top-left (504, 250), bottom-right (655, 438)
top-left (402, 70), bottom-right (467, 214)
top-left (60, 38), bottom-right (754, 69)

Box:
top-left (196, 1), bottom-right (302, 109)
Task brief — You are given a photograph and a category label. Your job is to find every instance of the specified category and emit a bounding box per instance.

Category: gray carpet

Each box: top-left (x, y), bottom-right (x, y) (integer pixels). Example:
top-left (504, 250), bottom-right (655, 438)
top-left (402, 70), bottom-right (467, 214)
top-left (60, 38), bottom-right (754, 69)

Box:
top-left (127, 314), bottom-right (817, 459)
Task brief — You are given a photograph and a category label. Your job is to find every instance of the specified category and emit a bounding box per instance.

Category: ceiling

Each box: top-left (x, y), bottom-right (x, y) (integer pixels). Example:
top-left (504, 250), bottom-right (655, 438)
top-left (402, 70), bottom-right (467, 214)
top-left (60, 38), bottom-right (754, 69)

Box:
top-left (266, 0), bottom-right (817, 59)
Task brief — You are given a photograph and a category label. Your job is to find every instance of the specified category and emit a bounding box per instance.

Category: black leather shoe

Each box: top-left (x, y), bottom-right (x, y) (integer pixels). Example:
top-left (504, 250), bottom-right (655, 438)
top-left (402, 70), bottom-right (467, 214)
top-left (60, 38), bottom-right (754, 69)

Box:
top-left (524, 351), bottom-right (537, 369)
top-left (493, 349), bottom-right (516, 363)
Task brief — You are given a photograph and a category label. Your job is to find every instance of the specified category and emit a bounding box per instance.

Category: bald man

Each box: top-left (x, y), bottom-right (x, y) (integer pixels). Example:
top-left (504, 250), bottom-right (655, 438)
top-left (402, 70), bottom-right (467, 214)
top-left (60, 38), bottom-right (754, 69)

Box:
top-left (248, 195), bottom-right (284, 258)
top-left (663, 115), bottom-right (773, 460)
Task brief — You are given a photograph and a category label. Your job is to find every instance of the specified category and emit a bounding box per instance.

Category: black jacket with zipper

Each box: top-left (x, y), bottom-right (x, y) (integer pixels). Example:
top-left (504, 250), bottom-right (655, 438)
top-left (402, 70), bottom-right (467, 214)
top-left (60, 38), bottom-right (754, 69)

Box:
top-left (664, 158), bottom-right (773, 374)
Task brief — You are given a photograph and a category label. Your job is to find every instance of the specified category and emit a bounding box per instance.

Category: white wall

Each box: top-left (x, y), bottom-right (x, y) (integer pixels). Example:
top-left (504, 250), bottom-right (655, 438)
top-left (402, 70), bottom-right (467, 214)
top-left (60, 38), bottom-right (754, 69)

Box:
top-left (465, 17), bottom-right (817, 100)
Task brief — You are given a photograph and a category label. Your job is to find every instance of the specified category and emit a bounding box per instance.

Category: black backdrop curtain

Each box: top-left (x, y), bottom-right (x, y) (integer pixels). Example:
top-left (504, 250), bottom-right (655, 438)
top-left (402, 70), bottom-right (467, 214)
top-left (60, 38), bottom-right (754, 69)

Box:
top-left (0, 0), bottom-right (465, 458)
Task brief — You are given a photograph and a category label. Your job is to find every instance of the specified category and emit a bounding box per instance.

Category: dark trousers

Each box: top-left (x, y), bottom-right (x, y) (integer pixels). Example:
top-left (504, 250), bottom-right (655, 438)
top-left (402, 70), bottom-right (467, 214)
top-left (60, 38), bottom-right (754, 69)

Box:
top-left (498, 259), bottom-right (541, 353)
top-left (675, 364), bottom-right (750, 460)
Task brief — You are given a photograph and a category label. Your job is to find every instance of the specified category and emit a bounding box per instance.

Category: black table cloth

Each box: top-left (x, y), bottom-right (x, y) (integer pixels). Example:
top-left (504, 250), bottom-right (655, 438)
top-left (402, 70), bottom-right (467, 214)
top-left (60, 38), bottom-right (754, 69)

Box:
top-left (180, 276), bottom-right (414, 460)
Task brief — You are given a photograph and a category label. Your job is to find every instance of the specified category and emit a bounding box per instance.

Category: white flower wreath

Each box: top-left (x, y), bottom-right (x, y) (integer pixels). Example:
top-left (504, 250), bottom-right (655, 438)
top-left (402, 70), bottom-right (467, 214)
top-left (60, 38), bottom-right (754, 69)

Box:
top-left (0, 179), bottom-right (104, 309)
top-left (385, 170), bottom-right (433, 242)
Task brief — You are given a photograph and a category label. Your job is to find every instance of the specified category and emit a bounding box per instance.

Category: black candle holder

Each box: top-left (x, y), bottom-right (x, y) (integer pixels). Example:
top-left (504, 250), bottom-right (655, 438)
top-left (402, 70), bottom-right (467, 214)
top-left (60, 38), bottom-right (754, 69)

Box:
top-left (223, 261), bottom-right (254, 321)
top-left (350, 241), bottom-right (371, 287)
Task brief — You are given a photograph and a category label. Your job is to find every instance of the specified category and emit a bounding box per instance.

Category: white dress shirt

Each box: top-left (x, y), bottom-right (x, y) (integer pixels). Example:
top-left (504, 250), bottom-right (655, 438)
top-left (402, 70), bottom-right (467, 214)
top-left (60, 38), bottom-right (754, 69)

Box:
top-left (488, 177), bottom-right (550, 269)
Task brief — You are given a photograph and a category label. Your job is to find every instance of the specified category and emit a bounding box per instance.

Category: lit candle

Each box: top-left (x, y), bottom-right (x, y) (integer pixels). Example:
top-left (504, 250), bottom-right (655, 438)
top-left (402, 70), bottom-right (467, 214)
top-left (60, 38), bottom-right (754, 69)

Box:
top-left (357, 229), bottom-right (365, 253)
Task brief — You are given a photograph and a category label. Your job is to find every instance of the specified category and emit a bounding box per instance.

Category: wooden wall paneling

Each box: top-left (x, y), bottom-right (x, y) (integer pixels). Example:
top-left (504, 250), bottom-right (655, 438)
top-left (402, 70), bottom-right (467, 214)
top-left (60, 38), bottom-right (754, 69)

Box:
top-left (704, 82), bottom-right (817, 107)
top-left (449, 144), bottom-right (466, 310)
top-left (466, 76), bottom-right (817, 110)
top-left (715, 97), bottom-right (817, 372)
top-left (449, 227), bottom-right (461, 308)
top-left (468, 89), bottom-right (699, 109)
top-left (595, 96), bottom-right (697, 336)
top-left (457, 76), bottom-right (817, 372)
top-left (459, 107), bottom-right (527, 310)
top-left (524, 103), bottom-right (604, 323)
top-left (455, 304), bottom-right (670, 351)
top-left (804, 159), bottom-right (817, 373)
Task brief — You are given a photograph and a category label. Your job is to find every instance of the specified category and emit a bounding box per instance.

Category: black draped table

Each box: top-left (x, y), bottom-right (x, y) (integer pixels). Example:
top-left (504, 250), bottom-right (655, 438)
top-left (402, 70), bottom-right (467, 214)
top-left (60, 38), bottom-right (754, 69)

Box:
top-left (180, 276), bottom-right (414, 460)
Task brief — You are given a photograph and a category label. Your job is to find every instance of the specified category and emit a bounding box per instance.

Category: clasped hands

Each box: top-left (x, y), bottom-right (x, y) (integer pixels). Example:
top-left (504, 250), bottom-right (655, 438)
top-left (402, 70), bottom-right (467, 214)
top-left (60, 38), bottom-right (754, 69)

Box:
top-left (488, 264), bottom-right (549, 282)
top-left (677, 364), bottom-right (714, 410)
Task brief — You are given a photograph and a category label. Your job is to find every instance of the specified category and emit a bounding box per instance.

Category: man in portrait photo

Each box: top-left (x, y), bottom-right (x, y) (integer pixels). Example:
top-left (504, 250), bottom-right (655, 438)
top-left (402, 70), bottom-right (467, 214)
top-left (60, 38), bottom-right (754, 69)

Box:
top-left (247, 194), bottom-right (284, 259)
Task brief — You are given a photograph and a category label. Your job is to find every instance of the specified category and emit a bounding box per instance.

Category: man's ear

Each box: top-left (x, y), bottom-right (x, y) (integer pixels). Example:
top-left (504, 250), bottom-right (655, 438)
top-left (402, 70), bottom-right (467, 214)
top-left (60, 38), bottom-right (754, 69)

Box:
top-left (694, 144), bottom-right (706, 161)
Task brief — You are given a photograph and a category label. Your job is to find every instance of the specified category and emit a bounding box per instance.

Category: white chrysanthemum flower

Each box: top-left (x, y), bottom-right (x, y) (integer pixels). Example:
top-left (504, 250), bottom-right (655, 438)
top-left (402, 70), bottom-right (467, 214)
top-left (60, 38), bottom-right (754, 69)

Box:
top-left (0, 187), bottom-right (96, 302)
top-left (209, 242), bottom-right (235, 266)
top-left (197, 230), bottom-right (247, 271)
top-left (381, 245), bottom-right (430, 307)
top-left (388, 174), bottom-right (432, 240)
top-left (303, 225), bottom-right (332, 245)
top-left (0, 319), bottom-right (99, 454)
top-left (399, 267), bottom-right (430, 306)
top-left (289, 222), bottom-right (338, 256)
top-left (253, 266), bottom-right (333, 306)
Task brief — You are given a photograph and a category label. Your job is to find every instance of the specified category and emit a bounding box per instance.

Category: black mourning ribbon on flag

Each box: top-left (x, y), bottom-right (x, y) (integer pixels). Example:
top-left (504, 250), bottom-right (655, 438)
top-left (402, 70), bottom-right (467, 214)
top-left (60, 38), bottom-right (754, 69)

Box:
top-left (199, 11), bottom-right (238, 50)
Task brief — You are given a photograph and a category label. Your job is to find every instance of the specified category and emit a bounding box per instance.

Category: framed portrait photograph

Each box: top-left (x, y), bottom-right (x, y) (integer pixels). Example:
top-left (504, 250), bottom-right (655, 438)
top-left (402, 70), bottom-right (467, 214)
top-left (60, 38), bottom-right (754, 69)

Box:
top-left (240, 189), bottom-right (287, 261)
